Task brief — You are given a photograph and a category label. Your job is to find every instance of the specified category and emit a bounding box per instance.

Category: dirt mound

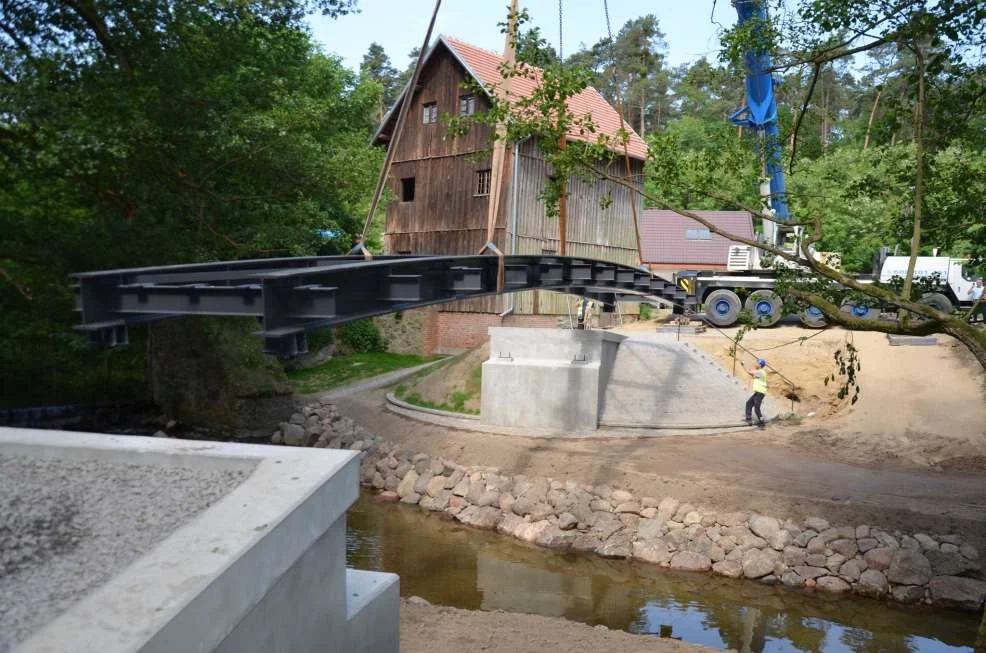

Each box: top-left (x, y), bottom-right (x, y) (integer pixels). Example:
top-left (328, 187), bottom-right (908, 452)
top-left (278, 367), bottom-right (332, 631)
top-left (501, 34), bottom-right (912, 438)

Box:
top-left (402, 343), bottom-right (488, 413)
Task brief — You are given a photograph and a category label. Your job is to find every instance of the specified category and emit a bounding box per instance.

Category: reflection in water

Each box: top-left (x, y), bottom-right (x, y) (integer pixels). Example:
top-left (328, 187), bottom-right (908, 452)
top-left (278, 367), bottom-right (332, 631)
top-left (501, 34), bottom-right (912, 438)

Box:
top-left (346, 495), bottom-right (976, 653)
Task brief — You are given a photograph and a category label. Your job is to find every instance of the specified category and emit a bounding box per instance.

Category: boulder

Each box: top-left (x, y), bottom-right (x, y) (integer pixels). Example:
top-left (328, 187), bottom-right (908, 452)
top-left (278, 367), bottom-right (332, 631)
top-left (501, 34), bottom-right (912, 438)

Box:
top-left (913, 533), bottom-right (939, 552)
top-left (399, 492), bottom-right (421, 505)
top-left (806, 537), bottom-right (826, 554)
top-left (928, 576), bottom-right (986, 611)
top-left (793, 530), bottom-right (817, 548)
top-left (590, 499), bottom-right (613, 512)
top-left (804, 517), bottom-right (830, 532)
top-left (769, 530), bottom-right (792, 552)
top-left (781, 571), bottom-right (804, 588)
top-left (891, 585), bottom-right (925, 604)
top-left (683, 511), bottom-right (703, 526)
top-left (557, 512), bottom-right (578, 531)
top-left (591, 517), bottom-right (624, 542)
top-left (530, 502), bottom-right (555, 521)
top-left (477, 490), bottom-right (501, 508)
top-left (782, 546), bottom-right (807, 567)
top-left (717, 512), bottom-right (747, 527)
top-left (856, 569), bottom-right (889, 597)
top-left (413, 473), bottom-right (433, 496)
top-left (396, 470), bottom-right (420, 499)
top-left (830, 539), bottom-right (858, 558)
top-left (425, 475), bottom-right (448, 498)
top-left (857, 537), bottom-right (879, 553)
top-left (672, 503), bottom-right (696, 522)
top-left (742, 550), bottom-right (775, 579)
top-left (749, 515), bottom-right (780, 541)
top-left (656, 497), bottom-right (680, 523)
top-left (926, 550), bottom-right (979, 577)
top-left (961, 544), bottom-right (979, 561)
top-left (793, 566), bottom-right (828, 580)
top-left (633, 539), bottom-right (673, 566)
top-left (887, 549), bottom-right (932, 586)
top-left (839, 559), bottom-right (864, 582)
top-left (806, 554), bottom-right (828, 568)
top-left (855, 525), bottom-right (870, 539)
top-left (615, 501), bottom-right (642, 515)
top-left (456, 506), bottom-right (502, 530)
top-left (514, 520), bottom-right (553, 544)
top-left (536, 526), bottom-right (576, 549)
top-left (637, 518), bottom-right (665, 541)
top-left (863, 547), bottom-right (896, 571)
top-left (712, 560), bottom-right (744, 579)
top-left (670, 551), bottom-right (712, 572)
top-left (281, 423), bottom-right (306, 446)
top-left (825, 553), bottom-right (847, 573)
top-left (597, 531), bottom-right (633, 559)
top-left (572, 532), bottom-right (603, 554)
top-left (497, 512), bottom-right (525, 537)
top-left (816, 576), bottom-right (851, 594)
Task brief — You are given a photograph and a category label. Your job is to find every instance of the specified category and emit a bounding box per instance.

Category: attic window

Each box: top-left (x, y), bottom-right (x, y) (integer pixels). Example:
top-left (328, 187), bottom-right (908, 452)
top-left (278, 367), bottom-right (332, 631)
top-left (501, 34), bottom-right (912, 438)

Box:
top-left (459, 94), bottom-right (476, 116)
top-left (686, 228), bottom-right (712, 240)
top-left (422, 102), bottom-right (438, 124)
top-left (401, 177), bottom-right (415, 202)
top-left (475, 169), bottom-right (491, 196)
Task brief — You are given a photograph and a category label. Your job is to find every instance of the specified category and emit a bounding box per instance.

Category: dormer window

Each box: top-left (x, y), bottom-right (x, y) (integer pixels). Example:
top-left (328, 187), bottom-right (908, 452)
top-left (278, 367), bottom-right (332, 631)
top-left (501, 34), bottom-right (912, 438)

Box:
top-left (459, 94), bottom-right (476, 116)
top-left (422, 102), bottom-right (438, 124)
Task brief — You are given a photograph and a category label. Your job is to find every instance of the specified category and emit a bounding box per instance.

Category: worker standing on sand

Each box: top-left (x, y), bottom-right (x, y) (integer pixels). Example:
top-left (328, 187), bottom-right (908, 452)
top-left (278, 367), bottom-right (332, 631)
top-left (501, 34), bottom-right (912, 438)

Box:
top-left (741, 358), bottom-right (768, 428)
top-left (969, 279), bottom-right (985, 323)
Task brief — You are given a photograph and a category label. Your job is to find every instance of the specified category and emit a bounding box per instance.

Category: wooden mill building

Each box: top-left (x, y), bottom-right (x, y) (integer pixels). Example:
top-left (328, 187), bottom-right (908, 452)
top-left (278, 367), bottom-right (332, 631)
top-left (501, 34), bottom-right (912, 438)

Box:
top-left (371, 36), bottom-right (648, 351)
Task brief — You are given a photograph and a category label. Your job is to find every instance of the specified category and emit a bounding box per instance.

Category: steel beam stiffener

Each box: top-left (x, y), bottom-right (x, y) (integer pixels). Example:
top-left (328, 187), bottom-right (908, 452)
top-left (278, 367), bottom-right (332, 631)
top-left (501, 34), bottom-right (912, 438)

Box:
top-left (73, 255), bottom-right (693, 357)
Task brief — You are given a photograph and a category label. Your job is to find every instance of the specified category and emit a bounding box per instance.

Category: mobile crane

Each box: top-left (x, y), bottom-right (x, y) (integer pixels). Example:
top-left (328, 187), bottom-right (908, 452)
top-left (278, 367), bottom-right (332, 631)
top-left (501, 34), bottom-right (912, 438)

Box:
top-left (685, 0), bottom-right (980, 328)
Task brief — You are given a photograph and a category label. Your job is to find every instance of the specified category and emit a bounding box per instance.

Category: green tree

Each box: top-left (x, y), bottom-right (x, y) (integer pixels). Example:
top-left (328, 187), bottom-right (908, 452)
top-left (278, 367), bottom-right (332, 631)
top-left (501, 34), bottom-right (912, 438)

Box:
top-left (361, 42), bottom-right (401, 122)
top-left (0, 0), bottom-right (382, 406)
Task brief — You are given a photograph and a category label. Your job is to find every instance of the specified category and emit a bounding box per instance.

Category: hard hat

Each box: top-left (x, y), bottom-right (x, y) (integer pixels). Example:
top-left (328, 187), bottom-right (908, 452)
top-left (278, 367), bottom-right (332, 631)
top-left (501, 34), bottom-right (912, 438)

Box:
top-left (758, 359), bottom-right (767, 367)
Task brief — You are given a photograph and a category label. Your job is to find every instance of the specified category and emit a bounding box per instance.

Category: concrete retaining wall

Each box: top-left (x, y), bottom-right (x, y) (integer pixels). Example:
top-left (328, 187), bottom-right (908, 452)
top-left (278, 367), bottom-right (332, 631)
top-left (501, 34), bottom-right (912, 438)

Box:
top-left (480, 328), bottom-right (626, 432)
top-left (1, 428), bottom-right (398, 653)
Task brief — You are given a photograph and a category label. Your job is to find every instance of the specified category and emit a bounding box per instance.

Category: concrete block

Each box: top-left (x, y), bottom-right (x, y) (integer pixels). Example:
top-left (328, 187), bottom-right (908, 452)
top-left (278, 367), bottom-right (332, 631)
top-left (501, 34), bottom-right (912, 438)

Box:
top-left (2, 428), bottom-right (397, 653)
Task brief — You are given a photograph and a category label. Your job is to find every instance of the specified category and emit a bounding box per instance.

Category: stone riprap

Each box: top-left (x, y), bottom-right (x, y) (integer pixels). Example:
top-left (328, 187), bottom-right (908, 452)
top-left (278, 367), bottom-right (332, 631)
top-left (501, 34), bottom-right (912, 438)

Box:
top-left (0, 455), bottom-right (247, 652)
top-left (273, 401), bottom-right (986, 612)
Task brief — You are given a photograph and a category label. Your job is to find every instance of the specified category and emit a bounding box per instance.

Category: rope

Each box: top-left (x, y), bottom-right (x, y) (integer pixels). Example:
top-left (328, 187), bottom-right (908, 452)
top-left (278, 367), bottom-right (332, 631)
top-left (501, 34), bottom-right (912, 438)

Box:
top-left (353, 0), bottom-right (443, 258)
top-left (558, 0), bottom-right (564, 60)
top-left (745, 328), bottom-right (827, 352)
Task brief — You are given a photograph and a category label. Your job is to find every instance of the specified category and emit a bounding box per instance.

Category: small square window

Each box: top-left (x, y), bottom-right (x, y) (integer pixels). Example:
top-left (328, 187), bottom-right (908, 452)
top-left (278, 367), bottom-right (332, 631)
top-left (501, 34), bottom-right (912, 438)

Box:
top-left (686, 228), bottom-right (712, 240)
top-left (401, 177), bottom-right (415, 202)
top-left (459, 94), bottom-right (476, 116)
top-left (422, 102), bottom-right (438, 124)
top-left (475, 169), bottom-right (491, 196)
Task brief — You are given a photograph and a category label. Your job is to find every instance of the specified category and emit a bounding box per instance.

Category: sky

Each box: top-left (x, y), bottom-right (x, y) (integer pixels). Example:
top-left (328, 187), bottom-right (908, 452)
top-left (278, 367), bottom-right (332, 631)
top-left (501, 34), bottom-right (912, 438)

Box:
top-left (308, 0), bottom-right (738, 74)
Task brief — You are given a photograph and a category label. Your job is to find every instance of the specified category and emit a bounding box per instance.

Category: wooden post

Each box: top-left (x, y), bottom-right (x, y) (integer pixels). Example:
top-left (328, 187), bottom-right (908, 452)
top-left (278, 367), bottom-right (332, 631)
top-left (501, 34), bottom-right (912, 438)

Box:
top-left (558, 134), bottom-right (568, 255)
top-left (482, 0), bottom-right (517, 251)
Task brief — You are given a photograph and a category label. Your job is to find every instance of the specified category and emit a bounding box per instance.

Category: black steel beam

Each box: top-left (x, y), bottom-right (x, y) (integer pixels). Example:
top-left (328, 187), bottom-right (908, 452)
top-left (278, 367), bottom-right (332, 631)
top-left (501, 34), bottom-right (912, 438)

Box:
top-left (73, 254), bottom-right (685, 356)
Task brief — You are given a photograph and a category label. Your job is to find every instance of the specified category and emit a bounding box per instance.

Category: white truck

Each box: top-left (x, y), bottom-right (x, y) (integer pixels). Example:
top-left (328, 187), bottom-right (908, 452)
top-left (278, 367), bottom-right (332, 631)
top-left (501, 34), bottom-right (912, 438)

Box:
top-left (687, 248), bottom-right (982, 328)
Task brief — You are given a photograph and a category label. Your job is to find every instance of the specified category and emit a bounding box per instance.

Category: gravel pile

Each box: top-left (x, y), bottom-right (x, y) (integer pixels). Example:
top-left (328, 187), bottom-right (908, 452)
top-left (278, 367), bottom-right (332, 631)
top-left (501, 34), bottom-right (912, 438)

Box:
top-left (0, 454), bottom-right (248, 652)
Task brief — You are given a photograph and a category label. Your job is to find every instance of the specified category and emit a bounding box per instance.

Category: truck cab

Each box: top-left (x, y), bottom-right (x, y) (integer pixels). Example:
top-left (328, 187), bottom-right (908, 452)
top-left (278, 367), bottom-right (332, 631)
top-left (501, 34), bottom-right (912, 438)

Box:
top-left (878, 256), bottom-right (980, 312)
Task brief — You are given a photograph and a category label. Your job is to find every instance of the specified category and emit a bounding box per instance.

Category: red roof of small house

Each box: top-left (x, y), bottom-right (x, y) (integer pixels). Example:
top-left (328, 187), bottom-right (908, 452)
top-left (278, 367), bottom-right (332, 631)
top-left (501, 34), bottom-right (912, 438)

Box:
top-left (374, 35), bottom-right (648, 161)
top-left (639, 209), bottom-right (755, 266)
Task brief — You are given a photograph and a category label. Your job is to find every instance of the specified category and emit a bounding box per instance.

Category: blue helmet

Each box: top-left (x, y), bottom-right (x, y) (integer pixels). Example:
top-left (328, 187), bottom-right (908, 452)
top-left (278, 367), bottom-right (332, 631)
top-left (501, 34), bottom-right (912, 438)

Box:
top-left (758, 359), bottom-right (767, 367)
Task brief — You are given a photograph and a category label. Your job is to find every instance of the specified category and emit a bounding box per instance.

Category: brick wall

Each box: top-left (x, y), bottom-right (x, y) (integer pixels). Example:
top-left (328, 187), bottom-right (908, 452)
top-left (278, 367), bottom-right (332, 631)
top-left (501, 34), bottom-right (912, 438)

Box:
top-left (434, 312), bottom-right (559, 354)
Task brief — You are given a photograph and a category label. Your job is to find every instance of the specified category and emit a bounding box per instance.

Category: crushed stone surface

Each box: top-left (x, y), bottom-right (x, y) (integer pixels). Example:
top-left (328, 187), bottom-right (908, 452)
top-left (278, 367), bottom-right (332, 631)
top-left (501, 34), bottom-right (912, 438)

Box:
top-left (0, 454), bottom-right (248, 652)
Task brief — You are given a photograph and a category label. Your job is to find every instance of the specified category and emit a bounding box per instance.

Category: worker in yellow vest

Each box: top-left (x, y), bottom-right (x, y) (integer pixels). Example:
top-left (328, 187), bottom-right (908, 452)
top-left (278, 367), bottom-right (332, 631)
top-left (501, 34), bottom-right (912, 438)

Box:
top-left (741, 357), bottom-right (768, 428)
top-left (575, 296), bottom-right (592, 330)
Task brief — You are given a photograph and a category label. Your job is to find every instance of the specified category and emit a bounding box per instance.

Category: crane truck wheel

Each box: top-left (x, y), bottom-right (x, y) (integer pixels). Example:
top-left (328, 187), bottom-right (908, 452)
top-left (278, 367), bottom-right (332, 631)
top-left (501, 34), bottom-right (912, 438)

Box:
top-left (800, 306), bottom-right (827, 328)
top-left (745, 290), bottom-right (783, 327)
top-left (704, 289), bottom-right (741, 326)
top-left (840, 299), bottom-right (878, 321)
top-left (917, 292), bottom-right (954, 316)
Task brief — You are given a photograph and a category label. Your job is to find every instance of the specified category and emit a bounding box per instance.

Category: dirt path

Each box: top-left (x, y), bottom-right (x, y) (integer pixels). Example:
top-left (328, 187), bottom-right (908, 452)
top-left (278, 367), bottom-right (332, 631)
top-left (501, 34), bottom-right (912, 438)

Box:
top-left (336, 389), bottom-right (986, 552)
top-left (401, 598), bottom-right (719, 653)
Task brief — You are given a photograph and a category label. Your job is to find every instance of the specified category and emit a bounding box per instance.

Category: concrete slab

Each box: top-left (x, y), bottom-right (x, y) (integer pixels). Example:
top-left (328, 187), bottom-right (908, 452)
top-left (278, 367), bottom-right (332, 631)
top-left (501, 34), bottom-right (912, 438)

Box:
top-left (887, 334), bottom-right (939, 346)
top-left (0, 428), bottom-right (398, 653)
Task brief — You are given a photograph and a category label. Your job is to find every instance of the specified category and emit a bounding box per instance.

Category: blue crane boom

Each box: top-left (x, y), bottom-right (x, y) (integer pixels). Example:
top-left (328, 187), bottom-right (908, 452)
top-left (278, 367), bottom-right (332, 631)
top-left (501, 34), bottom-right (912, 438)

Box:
top-left (729, 0), bottom-right (790, 228)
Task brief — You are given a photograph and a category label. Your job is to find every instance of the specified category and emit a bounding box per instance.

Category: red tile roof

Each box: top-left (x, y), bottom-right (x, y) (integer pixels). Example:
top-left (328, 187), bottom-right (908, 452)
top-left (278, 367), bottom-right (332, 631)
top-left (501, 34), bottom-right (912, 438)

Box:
top-left (443, 36), bottom-right (648, 161)
top-left (640, 209), bottom-right (754, 266)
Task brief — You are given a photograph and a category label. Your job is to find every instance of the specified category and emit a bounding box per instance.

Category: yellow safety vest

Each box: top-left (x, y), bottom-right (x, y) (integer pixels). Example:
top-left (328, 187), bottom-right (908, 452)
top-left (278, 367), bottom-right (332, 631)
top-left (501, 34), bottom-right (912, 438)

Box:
top-left (752, 370), bottom-right (768, 394)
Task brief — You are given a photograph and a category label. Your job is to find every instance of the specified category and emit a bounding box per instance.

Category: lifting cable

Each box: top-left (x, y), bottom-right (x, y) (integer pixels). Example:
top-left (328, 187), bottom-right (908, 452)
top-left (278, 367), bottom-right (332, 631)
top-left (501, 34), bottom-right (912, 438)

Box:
top-left (602, 0), bottom-right (645, 268)
top-left (353, 0), bottom-right (443, 260)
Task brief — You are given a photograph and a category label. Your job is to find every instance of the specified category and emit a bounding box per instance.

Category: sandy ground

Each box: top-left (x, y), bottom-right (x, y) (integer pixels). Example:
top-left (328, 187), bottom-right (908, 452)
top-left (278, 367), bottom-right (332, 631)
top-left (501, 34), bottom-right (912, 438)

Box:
top-left (652, 322), bottom-right (986, 472)
top-left (401, 598), bottom-right (721, 653)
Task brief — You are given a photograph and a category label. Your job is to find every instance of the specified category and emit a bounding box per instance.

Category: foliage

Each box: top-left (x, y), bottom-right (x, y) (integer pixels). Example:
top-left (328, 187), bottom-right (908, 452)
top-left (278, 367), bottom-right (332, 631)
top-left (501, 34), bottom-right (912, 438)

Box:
top-left (286, 351), bottom-right (439, 395)
top-left (0, 1), bottom-right (382, 406)
top-left (338, 319), bottom-right (388, 354)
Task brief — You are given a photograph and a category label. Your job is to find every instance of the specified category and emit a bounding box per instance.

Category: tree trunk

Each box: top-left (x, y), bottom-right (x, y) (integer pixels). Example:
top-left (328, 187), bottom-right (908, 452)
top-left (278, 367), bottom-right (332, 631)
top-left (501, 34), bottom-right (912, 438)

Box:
top-left (863, 89), bottom-right (881, 149)
top-left (901, 46), bottom-right (925, 315)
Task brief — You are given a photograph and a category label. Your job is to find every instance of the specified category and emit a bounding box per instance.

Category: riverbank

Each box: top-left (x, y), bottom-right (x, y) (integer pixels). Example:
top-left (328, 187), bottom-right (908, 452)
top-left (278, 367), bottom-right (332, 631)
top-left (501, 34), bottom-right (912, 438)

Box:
top-left (400, 598), bottom-right (722, 653)
top-left (274, 400), bottom-right (986, 612)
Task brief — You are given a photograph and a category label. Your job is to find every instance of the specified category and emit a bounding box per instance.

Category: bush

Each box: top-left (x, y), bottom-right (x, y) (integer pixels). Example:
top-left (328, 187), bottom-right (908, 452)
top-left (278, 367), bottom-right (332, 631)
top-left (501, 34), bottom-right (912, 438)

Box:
top-left (639, 303), bottom-right (654, 320)
top-left (338, 319), bottom-right (388, 353)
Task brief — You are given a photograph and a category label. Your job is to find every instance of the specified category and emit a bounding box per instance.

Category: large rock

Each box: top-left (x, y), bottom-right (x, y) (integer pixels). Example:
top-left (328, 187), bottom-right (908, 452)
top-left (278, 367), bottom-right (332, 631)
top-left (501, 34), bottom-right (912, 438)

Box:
top-left (857, 537), bottom-right (879, 553)
top-left (743, 550), bottom-right (776, 579)
top-left (514, 520), bottom-right (553, 544)
top-left (633, 539), bottom-right (673, 566)
top-left (413, 473), bottom-right (433, 496)
top-left (636, 518), bottom-right (665, 541)
top-left (887, 549), bottom-right (932, 586)
top-left (396, 470), bottom-right (420, 499)
top-left (782, 546), bottom-right (807, 567)
top-left (769, 530), bottom-right (792, 551)
top-left (281, 423), bottom-right (306, 446)
top-left (960, 544), bottom-right (979, 561)
top-left (816, 576), bottom-right (851, 594)
top-left (456, 506), bottom-right (502, 530)
top-left (656, 497), bottom-right (680, 523)
top-left (712, 560), bottom-right (743, 579)
top-left (477, 490), bottom-right (501, 508)
top-left (591, 517), bottom-right (624, 542)
top-left (856, 569), bottom-right (889, 597)
top-left (913, 533), bottom-right (939, 552)
top-left (749, 515), bottom-right (780, 541)
top-left (718, 512), bottom-right (747, 527)
top-left (793, 566), bottom-right (828, 580)
top-left (597, 531), bottom-right (633, 559)
top-left (806, 537), bottom-right (827, 554)
top-left (864, 547), bottom-right (896, 571)
top-left (572, 532), bottom-right (603, 553)
top-left (926, 550), bottom-right (979, 577)
top-left (536, 526), bottom-right (576, 549)
top-left (781, 571), bottom-right (804, 588)
top-left (891, 585), bottom-right (925, 604)
top-left (611, 489), bottom-right (634, 504)
top-left (928, 576), bottom-right (986, 611)
top-left (804, 517), bottom-right (830, 531)
top-left (426, 475), bottom-right (447, 498)
top-left (830, 539), bottom-right (858, 558)
top-left (529, 502), bottom-right (555, 521)
top-left (839, 559), bottom-right (864, 582)
top-left (670, 551), bottom-right (712, 572)
top-left (557, 512), bottom-right (578, 531)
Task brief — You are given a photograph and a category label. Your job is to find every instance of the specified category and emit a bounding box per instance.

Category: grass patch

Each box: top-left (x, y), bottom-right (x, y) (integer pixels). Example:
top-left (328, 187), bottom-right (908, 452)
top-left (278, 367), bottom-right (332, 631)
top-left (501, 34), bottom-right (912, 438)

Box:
top-left (401, 392), bottom-right (480, 416)
top-left (286, 352), bottom-right (441, 395)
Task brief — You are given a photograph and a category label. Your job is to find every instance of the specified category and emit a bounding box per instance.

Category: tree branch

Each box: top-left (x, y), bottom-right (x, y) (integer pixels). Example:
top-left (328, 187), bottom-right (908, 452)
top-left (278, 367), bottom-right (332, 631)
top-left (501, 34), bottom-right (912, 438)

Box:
top-left (789, 62), bottom-right (821, 173)
top-left (0, 265), bottom-right (32, 300)
top-left (60, 0), bottom-right (134, 80)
